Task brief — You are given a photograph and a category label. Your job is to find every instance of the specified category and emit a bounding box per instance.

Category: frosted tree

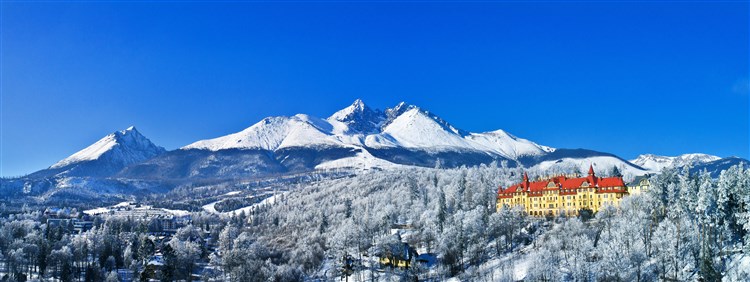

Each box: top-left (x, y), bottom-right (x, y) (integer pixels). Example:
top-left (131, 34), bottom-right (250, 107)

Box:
top-left (168, 225), bottom-right (204, 281)
top-left (462, 206), bottom-right (488, 265)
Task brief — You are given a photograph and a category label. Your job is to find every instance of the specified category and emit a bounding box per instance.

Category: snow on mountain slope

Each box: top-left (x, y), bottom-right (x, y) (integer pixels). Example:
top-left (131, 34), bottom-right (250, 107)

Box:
top-left (315, 148), bottom-right (403, 171)
top-left (51, 126), bottom-right (165, 169)
top-left (176, 99), bottom-right (644, 174)
top-left (630, 153), bottom-right (720, 172)
top-left (184, 100), bottom-right (555, 162)
top-left (691, 157), bottom-right (750, 177)
top-left (362, 107), bottom-right (553, 160)
top-left (327, 98), bottom-right (385, 134)
top-left (466, 130), bottom-right (554, 159)
top-left (371, 107), bottom-right (473, 149)
top-left (277, 114), bottom-right (339, 149)
top-left (532, 156), bottom-right (649, 179)
top-left (52, 134), bottom-right (119, 168)
top-left (183, 115), bottom-right (341, 151)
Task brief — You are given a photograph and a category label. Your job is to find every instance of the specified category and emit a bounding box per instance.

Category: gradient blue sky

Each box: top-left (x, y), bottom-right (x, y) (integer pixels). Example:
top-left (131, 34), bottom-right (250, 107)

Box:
top-left (1, 1), bottom-right (748, 177)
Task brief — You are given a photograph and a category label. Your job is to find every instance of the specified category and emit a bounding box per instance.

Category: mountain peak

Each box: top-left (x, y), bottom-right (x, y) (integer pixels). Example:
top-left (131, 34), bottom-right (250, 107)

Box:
top-left (386, 101), bottom-right (413, 115)
top-left (328, 99), bottom-right (385, 134)
top-left (50, 126), bottom-right (165, 171)
top-left (383, 102), bottom-right (468, 137)
top-left (351, 98), bottom-right (365, 110)
top-left (329, 99), bottom-right (371, 120)
top-left (116, 126), bottom-right (143, 139)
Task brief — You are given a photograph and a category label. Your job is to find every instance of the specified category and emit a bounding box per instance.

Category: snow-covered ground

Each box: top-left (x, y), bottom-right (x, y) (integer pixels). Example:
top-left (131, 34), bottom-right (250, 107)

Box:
top-left (202, 191), bottom-right (287, 216)
top-left (83, 207), bottom-right (110, 215)
top-left (162, 208), bottom-right (191, 217)
top-left (315, 149), bottom-right (403, 170)
top-left (224, 192), bottom-right (285, 216)
top-left (201, 201), bottom-right (218, 214)
top-left (724, 253), bottom-right (750, 281)
top-left (84, 202), bottom-right (190, 217)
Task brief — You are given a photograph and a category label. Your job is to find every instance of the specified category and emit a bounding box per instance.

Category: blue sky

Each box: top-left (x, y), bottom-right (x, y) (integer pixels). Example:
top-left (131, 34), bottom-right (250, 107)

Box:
top-left (1, 1), bottom-right (748, 177)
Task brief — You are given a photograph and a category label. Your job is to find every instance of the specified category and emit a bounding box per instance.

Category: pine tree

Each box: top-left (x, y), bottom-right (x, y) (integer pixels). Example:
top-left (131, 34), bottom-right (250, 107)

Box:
top-left (611, 165), bottom-right (622, 177)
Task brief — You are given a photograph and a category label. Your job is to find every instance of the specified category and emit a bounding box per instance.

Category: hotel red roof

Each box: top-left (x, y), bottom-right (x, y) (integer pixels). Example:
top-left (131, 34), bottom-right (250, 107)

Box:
top-left (598, 177), bottom-right (626, 188)
top-left (498, 165), bottom-right (627, 197)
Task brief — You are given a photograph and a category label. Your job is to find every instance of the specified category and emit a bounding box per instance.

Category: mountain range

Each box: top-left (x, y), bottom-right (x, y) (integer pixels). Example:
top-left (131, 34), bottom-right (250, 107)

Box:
top-left (118, 99), bottom-right (646, 179)
top-left (630, 153), bottom-right (748, 177)
top-left (630, 153), bottom-right (721, 172)
top-left (4, 99), bottom-right (745, 202)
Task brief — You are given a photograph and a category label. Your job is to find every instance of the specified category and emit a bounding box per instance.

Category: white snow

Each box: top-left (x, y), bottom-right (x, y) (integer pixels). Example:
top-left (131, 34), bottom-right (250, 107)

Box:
top-left (179, 99), bottom-right (646, 174)
top-left (374, 108), bottom-right (473, 149)
top-left (532, 156), bottom-right (650, 179)
top-left (83, 207), bottom-right (110, 215)
top-left (182, 102), bottom-right (553, 162)
top-left (85, 202), bottom-right (191, 217)
top-left (162, 208), bottom-right (191, 217)
top-left (113, 201), bottom-right (131, 208)
top-left (183, 115), bottom-right (339, 151)
top-left (52, 134), bottom-right (119, 168)
top-left (466, 129), bottom-right (555, 159)
top-left (724, 253), bottom-right (750, 281)
top-left (50, 126), bottom-right (164, 169)
top-left (200, 190), bottom-right (287, 217)
top-left (630, 153), bottom-right (721, 172)
top-left (202, 201), bottom-right (219, 214)
top-left (220, 192), bottom-right (286, 216)
top-left (513, 256), bottom-right (531, 281)
top-left (315, 149), bottom-right (404, 170)
top-left (328, 98), bottom-right (367, 124)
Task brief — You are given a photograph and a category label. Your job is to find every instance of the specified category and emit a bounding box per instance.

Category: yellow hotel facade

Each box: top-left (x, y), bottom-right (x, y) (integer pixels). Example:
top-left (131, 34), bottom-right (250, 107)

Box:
top-left (496, 166), bottom-right (646, 217)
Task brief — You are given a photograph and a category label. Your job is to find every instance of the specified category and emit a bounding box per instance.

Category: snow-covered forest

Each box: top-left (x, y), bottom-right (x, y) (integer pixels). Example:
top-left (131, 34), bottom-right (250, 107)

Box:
top-left (1, 163), bottom-right (750, 281)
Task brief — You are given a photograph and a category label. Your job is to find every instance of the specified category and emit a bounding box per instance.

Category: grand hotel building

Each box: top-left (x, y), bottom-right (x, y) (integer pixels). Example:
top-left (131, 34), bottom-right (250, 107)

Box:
top-left (496, 165), bottom-right (632, 217)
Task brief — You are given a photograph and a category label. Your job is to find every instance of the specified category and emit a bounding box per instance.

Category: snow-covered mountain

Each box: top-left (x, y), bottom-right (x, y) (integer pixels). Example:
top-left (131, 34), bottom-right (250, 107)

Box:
top-left (167, 100), bottom-right (646, 178)
top-left (34, 126), bottom-right (166, 177)
top-left (691, 157), bottom-right (750, 177)
top-left (15, 100), bottom-right (650, 183)
top-left (10, 99), bottom-right (747, 205)
top-left (184, 100), bottom-right (553, 159)
top-left (630, 153), bottom-right (721, 172)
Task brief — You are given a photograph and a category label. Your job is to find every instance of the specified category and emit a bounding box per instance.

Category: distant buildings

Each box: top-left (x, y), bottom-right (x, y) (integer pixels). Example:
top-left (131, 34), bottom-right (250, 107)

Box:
top-left (627, 174), bottom-right (651, 195)
top-left (497, 165), bottom-right (649, 217)
top-left (46, 218), bottom-right (94, 233)
top-left (84, 202), bottom-right (191, 232)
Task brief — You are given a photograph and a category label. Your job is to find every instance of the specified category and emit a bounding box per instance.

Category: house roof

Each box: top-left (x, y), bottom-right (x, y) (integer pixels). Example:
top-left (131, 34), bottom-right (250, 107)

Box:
top-left (627, 174), bottom-right (651, 186)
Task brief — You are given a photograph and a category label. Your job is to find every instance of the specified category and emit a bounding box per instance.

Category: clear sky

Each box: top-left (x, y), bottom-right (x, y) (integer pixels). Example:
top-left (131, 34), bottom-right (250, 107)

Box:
top-left (1, 1), bottom-right (748, 177)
